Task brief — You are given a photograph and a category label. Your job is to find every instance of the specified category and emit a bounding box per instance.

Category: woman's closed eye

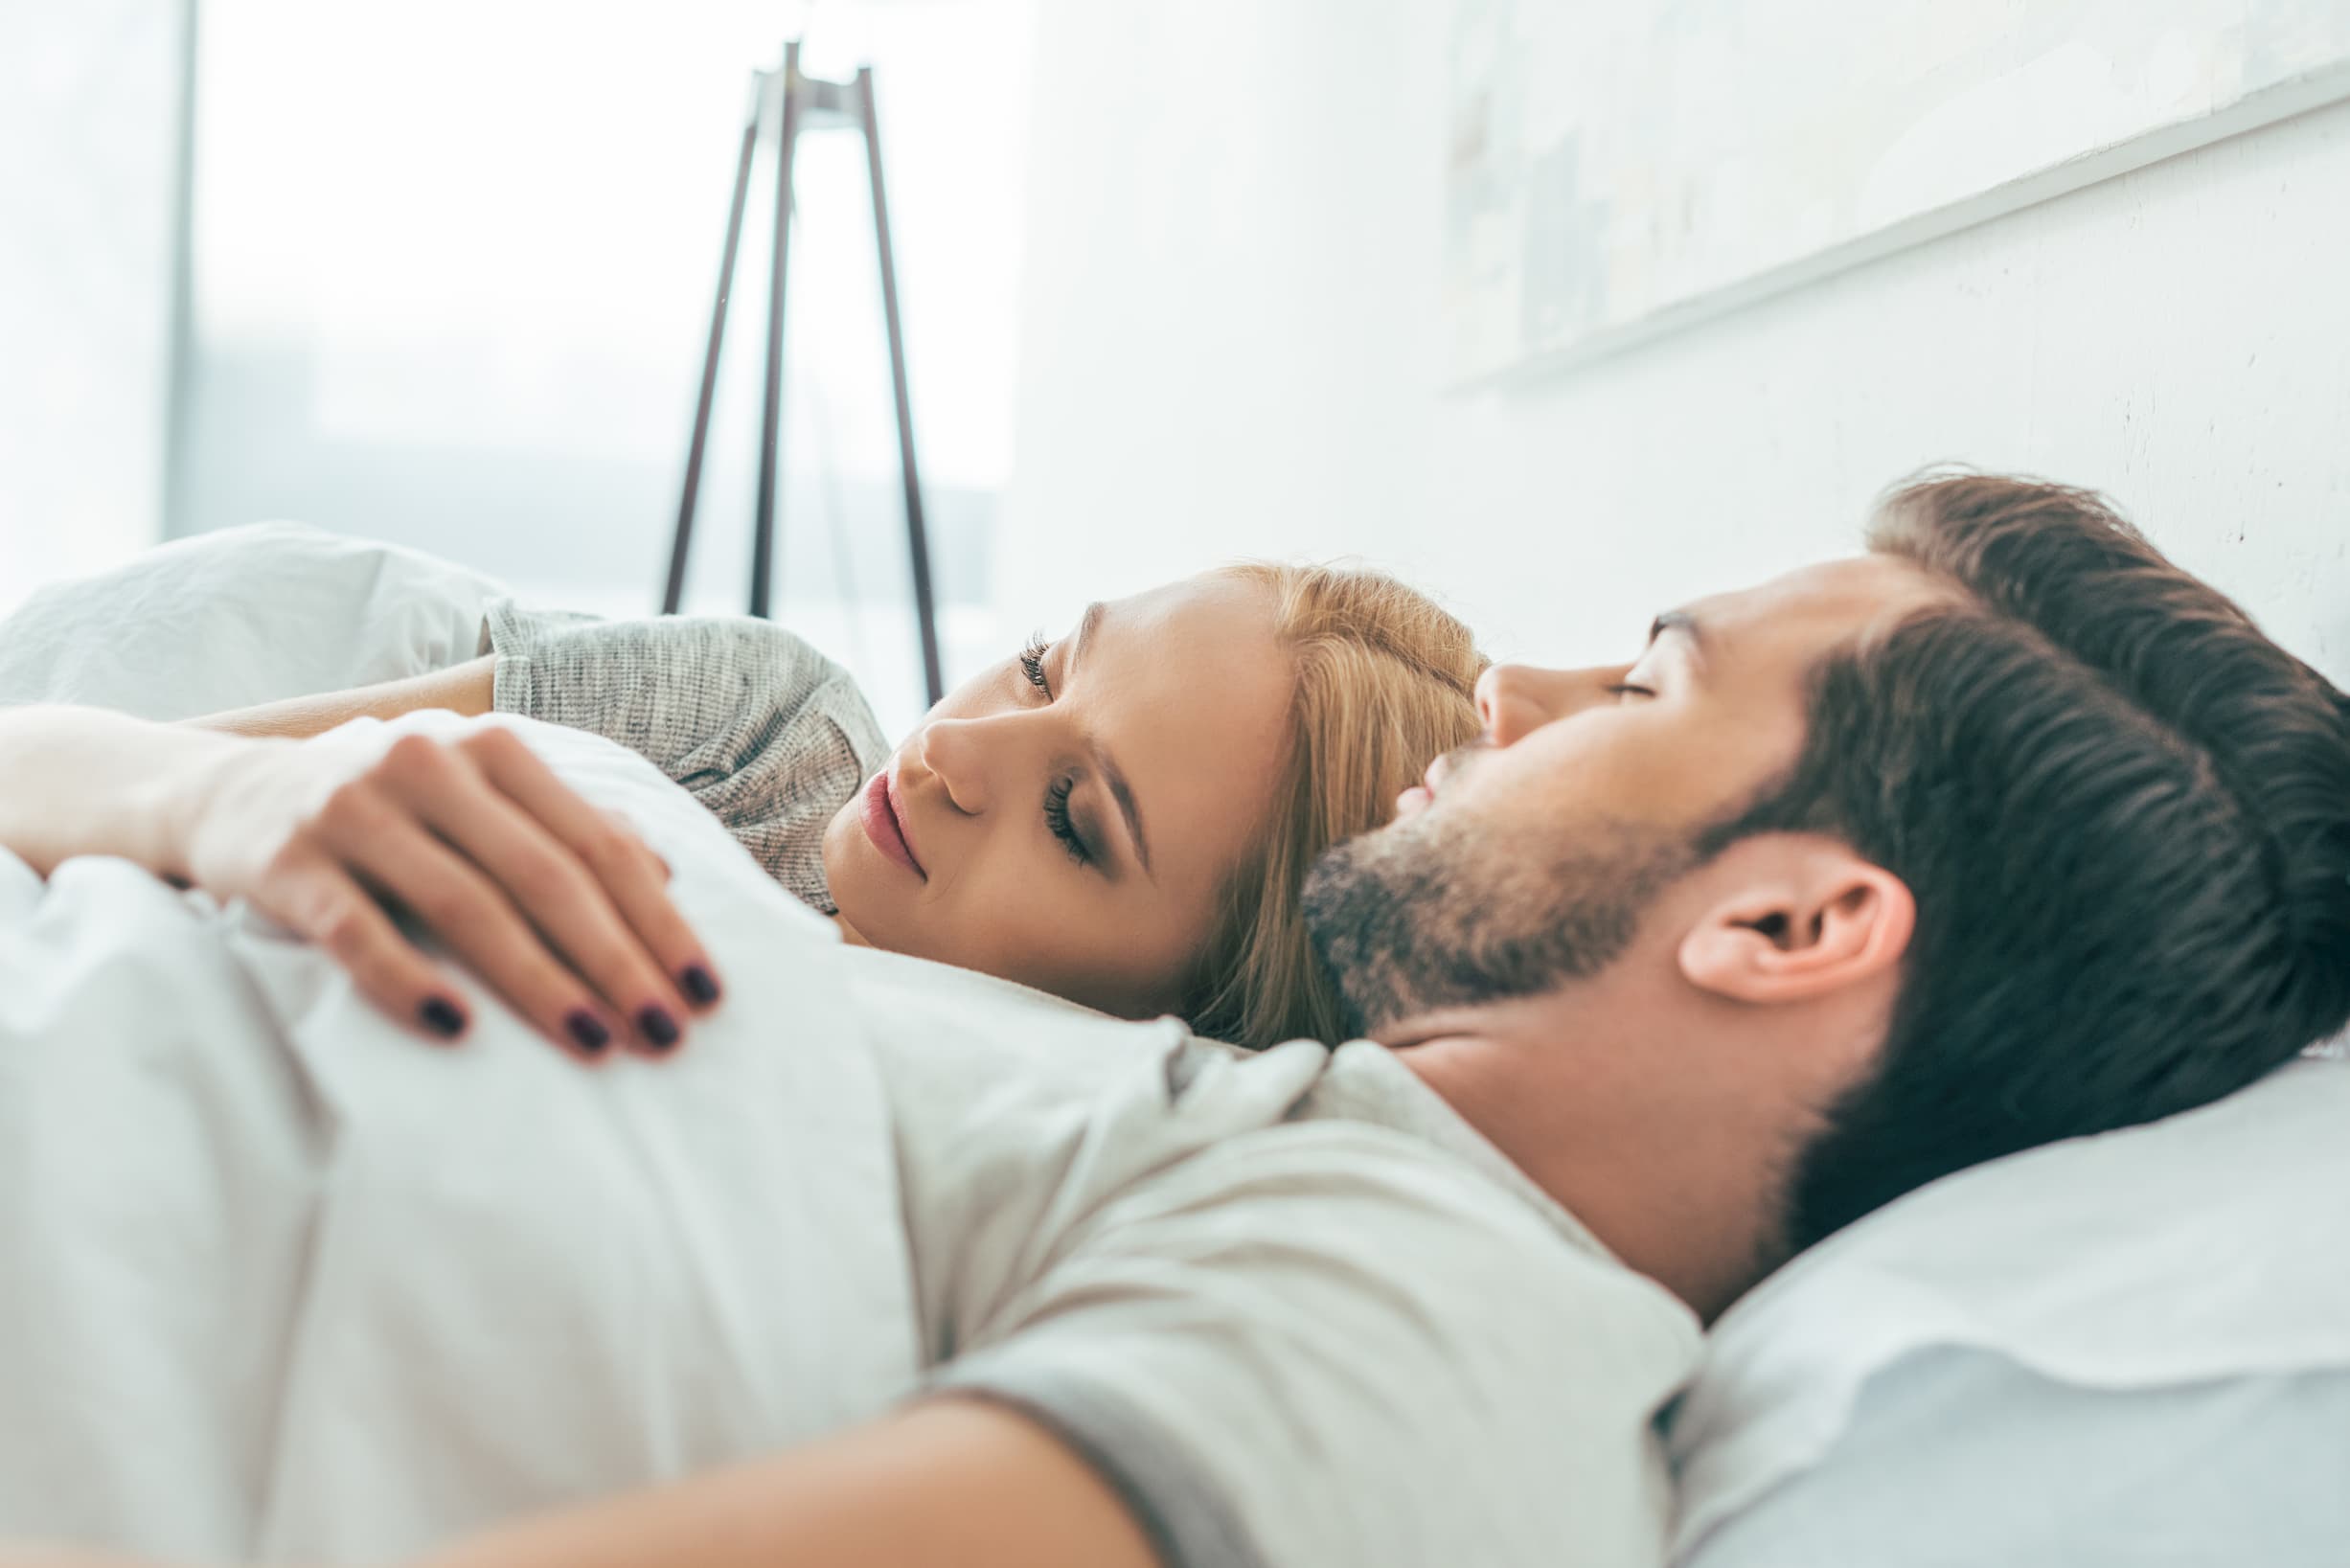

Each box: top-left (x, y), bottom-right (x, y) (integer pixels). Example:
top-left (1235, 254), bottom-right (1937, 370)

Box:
top-left (1020, 634), bottom-right (1054, 697)
top-left (1042, 774), bottom-right (1096, 867)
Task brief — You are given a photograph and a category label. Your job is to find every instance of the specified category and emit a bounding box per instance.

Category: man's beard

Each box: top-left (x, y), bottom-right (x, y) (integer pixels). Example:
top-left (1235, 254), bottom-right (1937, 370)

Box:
top-left (1302, 791), bottom-right (1698, 1039)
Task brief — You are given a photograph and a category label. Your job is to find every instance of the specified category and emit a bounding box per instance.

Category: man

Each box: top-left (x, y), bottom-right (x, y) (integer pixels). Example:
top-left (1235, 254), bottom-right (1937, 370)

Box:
top-left (1306, 470), bottom-right (2350, 1302)
top-left (8, 474), bottom-right (2348, 1568)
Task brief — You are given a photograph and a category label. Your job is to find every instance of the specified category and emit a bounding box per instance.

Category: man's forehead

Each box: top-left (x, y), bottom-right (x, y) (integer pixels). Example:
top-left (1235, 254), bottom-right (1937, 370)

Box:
top-left (1681, 554), bottom-right (1951, 651)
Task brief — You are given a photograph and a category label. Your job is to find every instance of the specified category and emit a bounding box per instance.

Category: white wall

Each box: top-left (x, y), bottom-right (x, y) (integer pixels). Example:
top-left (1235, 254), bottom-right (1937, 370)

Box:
top-left (0, 0), bottom-right (186, 614)
top-left (1001, 1), bottom-right (2350, 685)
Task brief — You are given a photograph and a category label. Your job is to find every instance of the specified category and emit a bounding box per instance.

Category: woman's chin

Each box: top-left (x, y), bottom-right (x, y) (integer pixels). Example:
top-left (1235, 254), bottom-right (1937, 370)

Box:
top-left (822, 862), bottom-right (923, 963)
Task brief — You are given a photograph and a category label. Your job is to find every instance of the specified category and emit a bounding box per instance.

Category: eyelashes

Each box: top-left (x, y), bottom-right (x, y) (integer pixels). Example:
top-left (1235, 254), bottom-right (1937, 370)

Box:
top-left (1043, 774), bottom-right (1092, 865)
top-left (1018, 636), bottom-right (1094, 869)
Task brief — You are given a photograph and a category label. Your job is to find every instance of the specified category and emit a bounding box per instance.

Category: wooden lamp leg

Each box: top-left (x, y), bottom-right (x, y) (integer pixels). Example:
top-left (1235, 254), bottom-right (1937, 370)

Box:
top-left (750, 41), bottom-right (804, 620)
top-left (857, 65), bottom-right (944, 706)
top-left (664, 68), bottom-right (766, 614)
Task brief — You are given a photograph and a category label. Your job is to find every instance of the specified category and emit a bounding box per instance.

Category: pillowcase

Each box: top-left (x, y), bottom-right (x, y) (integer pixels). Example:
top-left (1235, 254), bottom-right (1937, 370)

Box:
top-left (1668, 1044), bottom-right (2350, 1567)
top-left (0, 522), bottom-right (508, 719)
top-left (1675, 1347), bottom-right (2350, 1568)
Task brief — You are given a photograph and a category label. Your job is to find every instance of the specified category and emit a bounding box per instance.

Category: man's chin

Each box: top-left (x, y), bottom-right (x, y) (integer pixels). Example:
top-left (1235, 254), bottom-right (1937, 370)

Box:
top-left (1304, 808), bottom-right (1694, 1040)
top-left (1299, 825), bottom-right (1448, 1039)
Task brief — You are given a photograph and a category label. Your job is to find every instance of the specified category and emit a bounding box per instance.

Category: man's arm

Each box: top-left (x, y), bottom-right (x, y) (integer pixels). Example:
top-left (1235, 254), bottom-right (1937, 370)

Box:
top-left (0, 1403), bottom-right (1152, 1568)
top-left (414, 1399), bottom-right (1157, 1568)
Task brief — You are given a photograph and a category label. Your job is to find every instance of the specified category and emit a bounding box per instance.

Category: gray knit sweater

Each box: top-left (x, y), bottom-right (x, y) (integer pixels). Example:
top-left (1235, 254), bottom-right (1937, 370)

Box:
top-left (483, 602), bottom-right (891, 914)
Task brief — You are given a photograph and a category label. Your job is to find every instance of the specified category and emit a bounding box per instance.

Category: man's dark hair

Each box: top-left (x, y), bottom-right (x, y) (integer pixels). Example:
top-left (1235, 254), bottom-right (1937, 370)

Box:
top-left (1709, 472), bottom-right (2350, 1253)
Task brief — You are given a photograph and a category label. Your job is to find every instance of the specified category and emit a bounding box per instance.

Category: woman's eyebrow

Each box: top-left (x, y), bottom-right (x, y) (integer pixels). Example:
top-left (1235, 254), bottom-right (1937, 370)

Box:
top-left (1650, 608), bottom-right (1709, 671)
top-left (1065, 602), bottom-right (1107, 678)
top-left (1091, 740), bottom-right (1153, 878)
top-left (1061, 602), bottom-right (1153, 877)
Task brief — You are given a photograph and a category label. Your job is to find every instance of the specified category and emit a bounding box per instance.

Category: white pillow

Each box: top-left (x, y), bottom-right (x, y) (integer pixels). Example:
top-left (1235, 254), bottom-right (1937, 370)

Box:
top-left (1673, 1348), bottom-right (2350, 1568)
top-left (0, 522), bottom-right (508, 719)
top-left (1668, 1045), bottom-right (2350, 1566)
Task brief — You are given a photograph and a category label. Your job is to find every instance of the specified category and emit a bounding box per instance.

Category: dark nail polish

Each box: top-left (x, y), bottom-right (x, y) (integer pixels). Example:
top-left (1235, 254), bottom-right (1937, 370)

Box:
top-left (565, 1010), bottom-right (611, 1055)
top-left (636, 1005), bottom-right (681, 1051)
top-left (680, 964), bottom-right (721, 1007)
top-left (420, 996), bottom-right (466, 1038)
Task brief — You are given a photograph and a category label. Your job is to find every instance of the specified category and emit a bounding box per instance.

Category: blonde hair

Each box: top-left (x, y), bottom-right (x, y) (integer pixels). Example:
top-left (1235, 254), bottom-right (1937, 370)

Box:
top-left (1181, 562), bottom-right (1489, 1048)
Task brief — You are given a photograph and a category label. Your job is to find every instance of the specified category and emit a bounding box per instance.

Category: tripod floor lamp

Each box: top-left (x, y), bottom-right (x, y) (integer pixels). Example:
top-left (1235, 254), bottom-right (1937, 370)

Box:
top-left (661, 40), bottom-right (945, 707)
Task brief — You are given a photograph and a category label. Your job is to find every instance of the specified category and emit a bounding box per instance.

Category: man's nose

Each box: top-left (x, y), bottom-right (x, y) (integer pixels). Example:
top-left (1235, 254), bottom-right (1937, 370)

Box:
top-left (1474, 663), bottom-right (1610, 747)
top-left (914, 716), bottom-right (995, 815)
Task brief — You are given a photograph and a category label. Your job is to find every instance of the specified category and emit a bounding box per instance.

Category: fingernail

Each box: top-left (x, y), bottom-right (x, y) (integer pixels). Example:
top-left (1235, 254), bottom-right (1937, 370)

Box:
top-left (565, 1009), bottom-right (611, 1056)
top-left (636, 1005), bottom-right (681, 1052)
top-left (420, 995), bottom-right (467, 1039)
top-left (680, 964), bottom-right (721, 1007)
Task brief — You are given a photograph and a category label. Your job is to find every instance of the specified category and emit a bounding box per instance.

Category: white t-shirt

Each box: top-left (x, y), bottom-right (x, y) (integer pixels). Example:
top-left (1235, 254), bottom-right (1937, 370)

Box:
top-left (0, 714), bottom-right (1700, 1567)
top-left (843, 944), bottom-right (1703, 1568)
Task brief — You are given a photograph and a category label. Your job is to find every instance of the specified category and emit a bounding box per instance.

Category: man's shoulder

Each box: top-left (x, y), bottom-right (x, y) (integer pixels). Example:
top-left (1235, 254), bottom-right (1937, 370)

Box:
top-left (841, 945), bottom-right (1332, 1167)
top-left (1093, 1106), bottom-right (1687, 1330)
top-left (934, 1052), bottom-right (1700, 1568)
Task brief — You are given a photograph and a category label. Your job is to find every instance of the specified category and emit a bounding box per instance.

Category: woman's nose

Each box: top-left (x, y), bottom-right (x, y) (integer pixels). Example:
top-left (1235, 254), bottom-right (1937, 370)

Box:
top-left (914, 716), bottom-right (993, 815)
top-left (1474, 663), bottom-right (1607, 747)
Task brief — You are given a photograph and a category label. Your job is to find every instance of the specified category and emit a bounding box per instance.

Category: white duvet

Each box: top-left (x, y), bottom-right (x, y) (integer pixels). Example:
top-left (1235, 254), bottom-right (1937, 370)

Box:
top-left (0, 714), bottom-right (924, 1563)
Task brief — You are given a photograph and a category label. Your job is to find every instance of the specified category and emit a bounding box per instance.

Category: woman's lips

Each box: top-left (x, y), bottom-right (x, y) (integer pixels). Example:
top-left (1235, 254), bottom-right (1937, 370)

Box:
top-left (859, 769), bottom-right (926, 878)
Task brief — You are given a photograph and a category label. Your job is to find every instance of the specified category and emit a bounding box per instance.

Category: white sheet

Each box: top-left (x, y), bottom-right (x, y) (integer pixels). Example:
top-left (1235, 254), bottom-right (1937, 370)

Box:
top-left (0, 522), bottom-right (505, 719)
top-left (0, 714), bottom-right (923, 1562)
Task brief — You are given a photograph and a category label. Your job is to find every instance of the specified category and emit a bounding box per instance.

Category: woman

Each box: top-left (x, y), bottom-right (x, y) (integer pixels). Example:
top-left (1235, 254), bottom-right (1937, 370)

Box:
top-left (0, 560), bottom-right (1495, 1568)
top-left (21, 561), bottom-right (1484, 1055)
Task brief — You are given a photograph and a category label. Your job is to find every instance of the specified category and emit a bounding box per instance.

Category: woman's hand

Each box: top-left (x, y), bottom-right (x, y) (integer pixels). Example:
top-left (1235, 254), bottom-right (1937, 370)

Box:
top-left (174, 722), bottom-right (719, 1058)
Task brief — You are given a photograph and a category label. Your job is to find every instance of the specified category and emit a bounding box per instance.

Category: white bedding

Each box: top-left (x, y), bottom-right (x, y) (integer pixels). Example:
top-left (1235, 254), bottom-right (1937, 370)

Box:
top-left (0, 522), bottom-right (508, 719)
top-left (1670, 1049), bottom-right (2350, 1566)
top-left (0, 713), bottom-right (923, 1562)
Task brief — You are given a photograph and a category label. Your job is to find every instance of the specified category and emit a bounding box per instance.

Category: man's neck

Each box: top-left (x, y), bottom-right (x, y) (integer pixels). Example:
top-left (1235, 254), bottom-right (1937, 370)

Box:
top-left (1383, 1002), bottom-right (1793, 1323)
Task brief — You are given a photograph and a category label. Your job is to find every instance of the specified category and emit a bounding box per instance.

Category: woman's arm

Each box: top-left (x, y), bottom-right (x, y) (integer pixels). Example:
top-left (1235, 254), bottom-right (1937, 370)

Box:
top-left (0, 704), bottom-right (244, 879)
top-left (468, 609), bottom-right (890, 910)
top-left (188, 655), bottom-right (495, 739)
top-left (0, 704), bottom-right (715, 1054)
top-left (190, 611), bottom-right (891, 919)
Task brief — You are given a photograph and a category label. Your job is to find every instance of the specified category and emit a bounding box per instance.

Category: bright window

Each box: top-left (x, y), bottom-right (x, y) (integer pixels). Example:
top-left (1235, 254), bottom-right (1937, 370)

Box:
top-left (179, 0), bottom-right (1035, 733)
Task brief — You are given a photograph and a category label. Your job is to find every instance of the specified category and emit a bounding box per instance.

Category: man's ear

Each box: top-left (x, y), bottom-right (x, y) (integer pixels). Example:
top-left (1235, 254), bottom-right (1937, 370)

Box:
top-left (1676, 838), bottom-right (1914, 1005)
